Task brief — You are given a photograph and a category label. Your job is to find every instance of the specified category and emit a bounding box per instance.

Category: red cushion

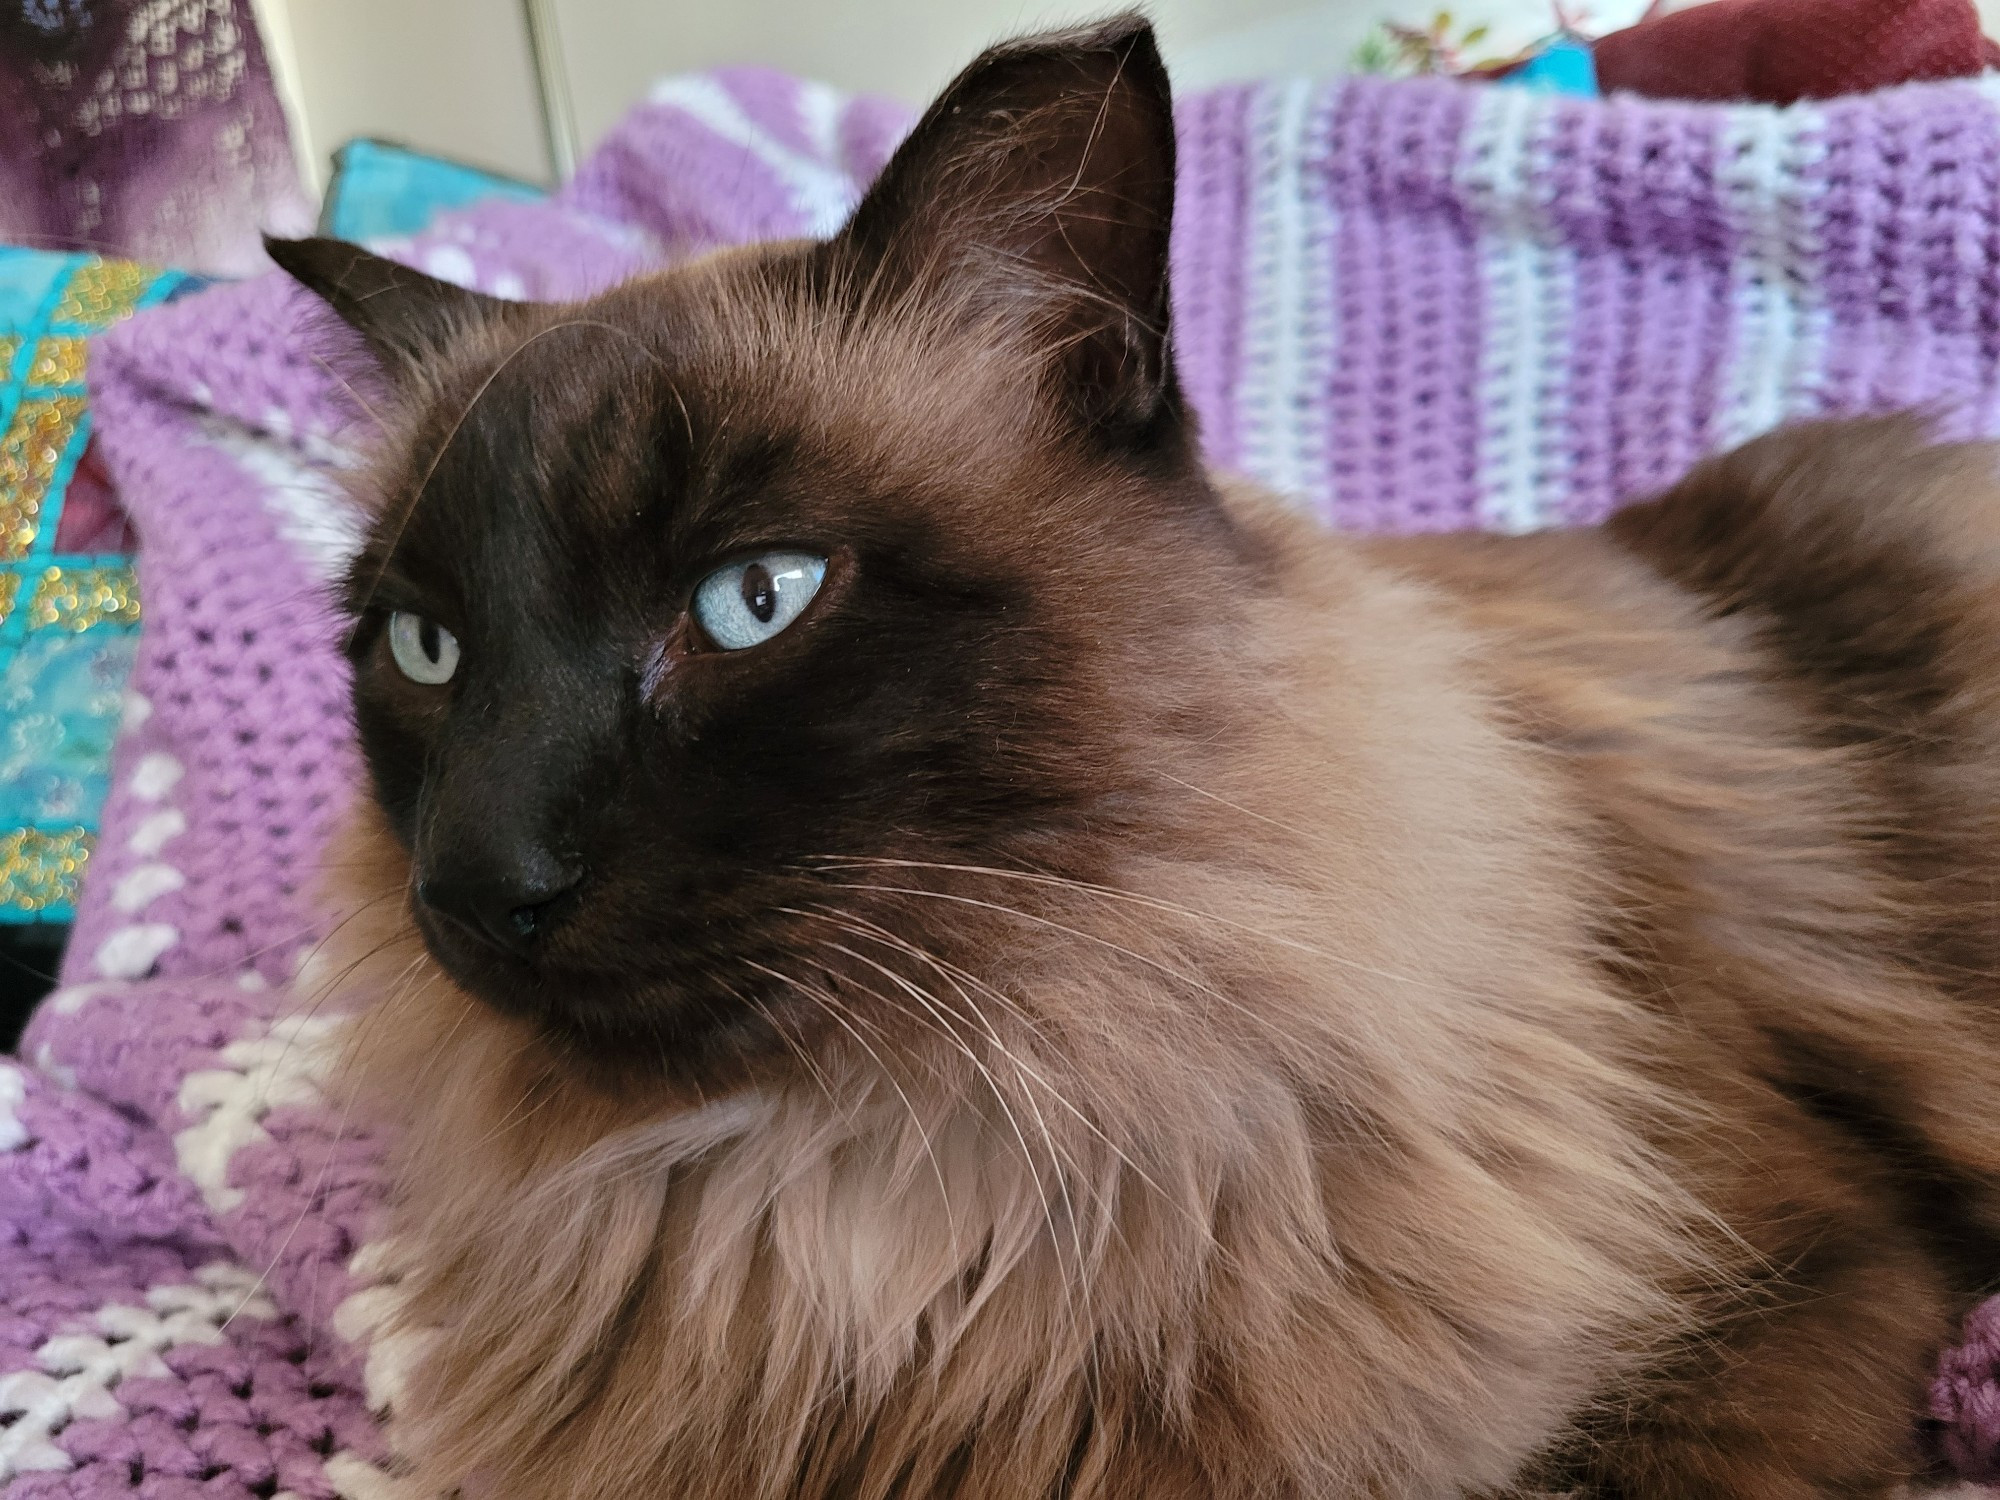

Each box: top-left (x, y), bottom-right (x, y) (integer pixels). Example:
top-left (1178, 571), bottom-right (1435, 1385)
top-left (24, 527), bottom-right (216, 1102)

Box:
top-left (1594, 0), bottom-right (1993, 104)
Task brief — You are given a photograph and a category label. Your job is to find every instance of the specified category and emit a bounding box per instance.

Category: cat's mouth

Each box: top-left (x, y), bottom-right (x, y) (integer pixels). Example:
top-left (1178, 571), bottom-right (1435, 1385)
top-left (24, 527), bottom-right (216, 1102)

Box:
top-left (411, 898), bottom-right (796, 1079)
top-left (415, 901), bottom-right (615, 1016)
top-left (411, 893), bottom-right (596, 1008)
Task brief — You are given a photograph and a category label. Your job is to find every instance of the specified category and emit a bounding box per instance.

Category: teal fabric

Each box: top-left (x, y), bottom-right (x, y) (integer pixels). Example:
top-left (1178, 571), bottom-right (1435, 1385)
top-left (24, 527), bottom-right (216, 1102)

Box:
top-left (1499, 38), bottom-right (1600, 96)
top-left (1, 629), bottom-right (135, 833)
top-left (0, 254), bottom-right (78, 322)
top-left (322, 139), bottom-right (547, 244)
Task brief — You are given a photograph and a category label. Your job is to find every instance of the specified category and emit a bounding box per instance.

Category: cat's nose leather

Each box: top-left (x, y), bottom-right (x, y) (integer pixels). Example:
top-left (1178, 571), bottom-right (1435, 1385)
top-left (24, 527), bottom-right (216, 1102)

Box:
top-left (417, 862), bottom-right (583, 960)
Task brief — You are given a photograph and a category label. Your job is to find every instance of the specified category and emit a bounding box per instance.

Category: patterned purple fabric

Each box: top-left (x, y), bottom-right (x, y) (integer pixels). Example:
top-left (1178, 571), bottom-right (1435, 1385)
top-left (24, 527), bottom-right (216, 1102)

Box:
top-left (13, 65), bottom-right (2000, 1494)
top-left (0, 0), bottom-right (313, 276)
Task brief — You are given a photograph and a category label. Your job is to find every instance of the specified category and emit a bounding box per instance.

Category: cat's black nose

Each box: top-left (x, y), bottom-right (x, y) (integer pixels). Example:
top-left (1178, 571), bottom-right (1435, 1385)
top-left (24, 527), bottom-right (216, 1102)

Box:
top-left (417, 861), bottom-right (583, 960)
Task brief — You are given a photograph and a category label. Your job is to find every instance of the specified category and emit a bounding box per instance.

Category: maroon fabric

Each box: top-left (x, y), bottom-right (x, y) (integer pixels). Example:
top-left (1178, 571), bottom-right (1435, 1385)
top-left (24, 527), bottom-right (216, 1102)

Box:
top-left (51, 439), bottom-right (135, 554)
top-left (1595, 0), bottom-right (1995, 104)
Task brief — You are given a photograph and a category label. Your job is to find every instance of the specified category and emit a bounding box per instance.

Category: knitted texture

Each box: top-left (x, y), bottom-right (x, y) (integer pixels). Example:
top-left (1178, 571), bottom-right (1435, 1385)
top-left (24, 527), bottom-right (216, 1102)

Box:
top-left (1594, 0), bottom-right (2000, 105)
top-left (14, 67), bottom-right (2000, 1495)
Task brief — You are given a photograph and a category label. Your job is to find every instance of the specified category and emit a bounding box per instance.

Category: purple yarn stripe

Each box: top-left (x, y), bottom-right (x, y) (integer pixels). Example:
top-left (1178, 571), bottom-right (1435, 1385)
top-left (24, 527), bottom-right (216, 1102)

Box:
top-left (1171, 83), bottom-right (1253, 473)
top-left (1323, 77), bottom-right (1481, 532)
top-left (1545, 91), bottom-right (1736, 523)
top-left (1813, 81), bottom-right (2000, 438)
top-left (0, 1063), bottom-right (215, 1243)
top-left (77, 352), bottom-right (357, 989)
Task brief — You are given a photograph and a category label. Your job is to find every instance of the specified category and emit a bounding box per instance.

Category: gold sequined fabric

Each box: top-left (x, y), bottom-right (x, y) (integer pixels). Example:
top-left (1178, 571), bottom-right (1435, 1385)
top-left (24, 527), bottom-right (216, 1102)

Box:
top-left (29, 338), bottom-right (87, 389)
top-left (54, 262), bottom-right (153, 329)
top-left (0, 828), bottom-right (92, 918)
top-left (0, 251), bottom-right (181, 921)
top-left (25, 564), bottom-right (141, 631)
top-left (0, 395), bottom-right (91, 562)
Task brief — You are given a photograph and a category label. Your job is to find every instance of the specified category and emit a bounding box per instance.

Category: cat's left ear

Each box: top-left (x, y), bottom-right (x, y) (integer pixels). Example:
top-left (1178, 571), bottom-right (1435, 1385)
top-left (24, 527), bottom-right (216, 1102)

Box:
top-left (265, 235), bottom-right (505, 381)
top-left (833, 15), bottom-right (1180, 443)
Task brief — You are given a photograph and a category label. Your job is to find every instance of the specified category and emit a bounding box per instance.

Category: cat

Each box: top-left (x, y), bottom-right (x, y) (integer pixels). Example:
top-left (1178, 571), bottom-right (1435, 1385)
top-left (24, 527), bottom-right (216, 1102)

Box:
top-left (272, 15), bottom-right (2000, 1499)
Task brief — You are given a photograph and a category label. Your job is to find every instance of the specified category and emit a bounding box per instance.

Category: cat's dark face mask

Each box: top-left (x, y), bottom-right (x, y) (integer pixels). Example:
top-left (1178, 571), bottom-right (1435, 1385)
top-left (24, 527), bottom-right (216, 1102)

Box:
top-left (270, 17), bottom-right (1242, 1088)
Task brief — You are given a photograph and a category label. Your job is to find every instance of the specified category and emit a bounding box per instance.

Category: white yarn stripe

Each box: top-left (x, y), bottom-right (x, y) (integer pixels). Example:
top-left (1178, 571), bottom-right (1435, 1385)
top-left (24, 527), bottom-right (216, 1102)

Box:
top-left (0, 1063), bottom-right (26, 1152)
top-left (323, 1449), bottom-right (430, 1500)
top-left (1457, 85), bottom-right (1575, 534)
top-left (195, 413), bottom-right (367, 586)
top-left (647, 76), bottom-right (861, 237)
top-left (323, 1239), bottom-right (433, 1496)
top-left (0, 1264), bottom-right (276, 1480)
top-left (128, 751), bottom-right (183, 802)
top-left (128, 807), bottom-right (188, 858)
top-left (110, 861), bottom-right (187, 914)
top-left (174, 1012), bottom-right (343, 1214)
top-left (1235, 78), bottom-right (1338, 507)
top-left (332, 1242), bottom-right (431, 1417)
top-left (47, 981), bottom-right (113, 1016)
top-left (34, 1043), bottom-right (76, 1092)
top-left (98, 746), bottom-right (187, 978)
top-left (796, 78), bottom-right (846, 167)
top-left (93, 922), bottom-right (179, 980)
top-left (1291, 91), bottom-right (1344, 511)
top-left (1713, 99), bottom-right (1830, 448)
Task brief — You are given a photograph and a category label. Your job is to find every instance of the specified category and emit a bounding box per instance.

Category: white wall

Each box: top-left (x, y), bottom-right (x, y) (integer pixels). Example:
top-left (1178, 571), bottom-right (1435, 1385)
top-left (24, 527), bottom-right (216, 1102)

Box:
top-left (254, 0), bottom-right (2000, 195)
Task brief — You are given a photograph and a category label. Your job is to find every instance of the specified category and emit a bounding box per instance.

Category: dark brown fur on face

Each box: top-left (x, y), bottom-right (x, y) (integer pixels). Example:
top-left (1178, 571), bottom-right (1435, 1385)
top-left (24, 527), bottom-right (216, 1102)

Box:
top-left (275, 17), bottom-right (2000, 1500)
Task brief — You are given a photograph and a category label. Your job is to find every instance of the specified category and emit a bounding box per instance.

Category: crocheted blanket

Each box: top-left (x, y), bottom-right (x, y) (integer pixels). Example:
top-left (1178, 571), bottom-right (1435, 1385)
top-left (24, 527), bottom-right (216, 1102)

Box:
top-left (14, 66), bottom-right (2000, 1497)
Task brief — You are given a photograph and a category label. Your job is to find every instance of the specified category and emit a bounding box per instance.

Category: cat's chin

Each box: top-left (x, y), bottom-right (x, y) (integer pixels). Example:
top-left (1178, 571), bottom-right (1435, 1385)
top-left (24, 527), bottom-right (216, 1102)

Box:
top-left (414, 917), bottom-right (788, 1088)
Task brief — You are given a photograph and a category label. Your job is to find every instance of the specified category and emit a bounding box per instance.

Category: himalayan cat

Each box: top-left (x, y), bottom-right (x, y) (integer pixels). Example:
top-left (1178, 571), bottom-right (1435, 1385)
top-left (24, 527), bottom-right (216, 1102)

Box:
top-left (273, 16), bottom-right (2000, 1500)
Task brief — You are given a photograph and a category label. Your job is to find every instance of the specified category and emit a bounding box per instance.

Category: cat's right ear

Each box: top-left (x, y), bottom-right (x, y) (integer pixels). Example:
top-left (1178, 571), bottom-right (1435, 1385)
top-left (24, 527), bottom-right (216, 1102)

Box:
top-left (829, 16), bottom-right (1180, 443)
top-left (264, 236), bottom-right (503, 381)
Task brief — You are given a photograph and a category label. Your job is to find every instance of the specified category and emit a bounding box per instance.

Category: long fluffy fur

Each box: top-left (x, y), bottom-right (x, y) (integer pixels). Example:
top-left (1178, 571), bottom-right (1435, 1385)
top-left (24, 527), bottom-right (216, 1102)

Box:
top-left (327, 506), bottom-right (1706, 1497)
top-left (288, 21), bottom-right (2000, 1496)
top-left (322, 418), bottom-right (2000, 1497)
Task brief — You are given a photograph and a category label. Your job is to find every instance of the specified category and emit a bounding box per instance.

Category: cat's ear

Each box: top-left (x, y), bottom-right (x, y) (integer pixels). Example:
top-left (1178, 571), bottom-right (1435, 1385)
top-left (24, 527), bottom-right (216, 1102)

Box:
top-left (264, 235), bottom-right (504, 379)
top-left (834, 15), bottom-right (1180, 441)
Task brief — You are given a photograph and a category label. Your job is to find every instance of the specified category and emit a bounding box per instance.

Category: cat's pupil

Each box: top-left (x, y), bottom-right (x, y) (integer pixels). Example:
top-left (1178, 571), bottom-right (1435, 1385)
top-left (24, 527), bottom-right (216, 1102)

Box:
top-left (418, 619), bottom-right (442, 663)
top-left (742, 563), bottom-right (777, 624)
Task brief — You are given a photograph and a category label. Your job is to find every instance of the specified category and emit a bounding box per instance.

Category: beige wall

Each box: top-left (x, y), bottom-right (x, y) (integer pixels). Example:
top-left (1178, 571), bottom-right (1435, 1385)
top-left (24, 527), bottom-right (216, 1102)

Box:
top-left (253, 0), bottom-right (552, 190)
top-left (255, 0), bottom-right (1568, 191)
top-left (548, 0), bottom-right (1393, 154)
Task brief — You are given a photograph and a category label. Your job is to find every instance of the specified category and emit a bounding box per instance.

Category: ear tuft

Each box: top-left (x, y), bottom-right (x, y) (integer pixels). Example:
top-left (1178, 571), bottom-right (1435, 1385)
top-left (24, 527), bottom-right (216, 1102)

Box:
top-left (833, 15), bottom-right (1181, 445)
top-left (265, 235), bottom-right (503, 378)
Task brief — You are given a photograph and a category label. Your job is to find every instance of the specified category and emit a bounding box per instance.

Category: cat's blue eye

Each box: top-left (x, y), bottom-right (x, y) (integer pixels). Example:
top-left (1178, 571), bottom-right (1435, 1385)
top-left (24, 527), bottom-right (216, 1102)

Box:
top-left (388, 611), bottom-right (461, 685)
top-left (692, 552), bottom-right (827, 651)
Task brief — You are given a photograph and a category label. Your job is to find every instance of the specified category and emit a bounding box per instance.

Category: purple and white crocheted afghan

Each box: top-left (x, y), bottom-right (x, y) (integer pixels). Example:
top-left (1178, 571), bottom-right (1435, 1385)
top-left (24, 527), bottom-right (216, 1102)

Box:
top-left (14, 66), bottom-right (2000, 1497)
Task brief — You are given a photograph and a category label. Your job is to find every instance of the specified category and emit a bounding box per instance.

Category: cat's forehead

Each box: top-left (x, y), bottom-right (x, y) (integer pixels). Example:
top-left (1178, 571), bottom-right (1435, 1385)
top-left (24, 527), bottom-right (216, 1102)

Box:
top-left (365, 246), bottom-right (1063, 628)
top-left (393, 249), bottom-right (1045, 542)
